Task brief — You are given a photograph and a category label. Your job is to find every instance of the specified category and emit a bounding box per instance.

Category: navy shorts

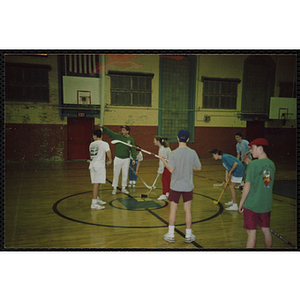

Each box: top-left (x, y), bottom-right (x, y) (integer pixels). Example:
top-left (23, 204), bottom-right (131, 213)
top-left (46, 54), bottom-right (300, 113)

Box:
top-left (168, 189), bottom-right (193, 204)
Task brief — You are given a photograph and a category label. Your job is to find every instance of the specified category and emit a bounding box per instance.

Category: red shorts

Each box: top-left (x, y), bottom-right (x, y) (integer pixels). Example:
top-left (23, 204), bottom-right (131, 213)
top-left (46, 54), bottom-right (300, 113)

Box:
top-left (243, 208), bottom-right (271, 230)
top-left (168, 189), bottom-right (193, 204)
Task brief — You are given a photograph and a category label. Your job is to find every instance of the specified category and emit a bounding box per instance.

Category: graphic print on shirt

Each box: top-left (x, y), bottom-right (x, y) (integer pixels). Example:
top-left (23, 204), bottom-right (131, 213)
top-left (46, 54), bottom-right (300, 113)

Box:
top-left (90, 144), bottom-right (98, 161)
top-left (263, 170), bottom-right (272, 187)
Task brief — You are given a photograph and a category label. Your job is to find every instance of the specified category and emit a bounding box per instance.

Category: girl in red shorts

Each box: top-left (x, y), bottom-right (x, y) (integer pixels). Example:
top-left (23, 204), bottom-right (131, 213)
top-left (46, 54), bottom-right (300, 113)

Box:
top-left (154, 136), bottom-right (172, 201)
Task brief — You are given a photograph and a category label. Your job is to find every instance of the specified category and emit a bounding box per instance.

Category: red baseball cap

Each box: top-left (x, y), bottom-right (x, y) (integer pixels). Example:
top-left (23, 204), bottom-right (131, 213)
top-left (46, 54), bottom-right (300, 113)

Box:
top-left (248, 138), bottom-right (269, 147)
top-left (120, 125), bottom-right (130, 131)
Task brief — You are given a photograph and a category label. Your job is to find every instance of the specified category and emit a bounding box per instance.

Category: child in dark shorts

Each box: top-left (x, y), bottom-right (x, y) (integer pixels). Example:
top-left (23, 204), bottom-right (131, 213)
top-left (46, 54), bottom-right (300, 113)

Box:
top-left (160, 129), bottom-right (202, 243)
top-left (239, 138), bottom-right (275, 248)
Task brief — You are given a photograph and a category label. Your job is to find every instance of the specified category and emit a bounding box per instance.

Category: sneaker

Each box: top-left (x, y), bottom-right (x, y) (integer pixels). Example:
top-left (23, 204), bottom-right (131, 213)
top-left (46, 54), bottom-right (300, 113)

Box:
top-left (157, 195), bottom-right (167, 200)
top-left (225, 200), bottom-right (233, 206)
top-left (96, 199), bottom-right (106, 205)
top-left (225, 205), bottom-right (238, 211)
top-left (91, 203), bottom-right (105, 210)
top-left (163, 233), bottom-right (175, 243)
top-left (121, 188), bottom-right (129, 194)
top-left (185, 234), bottom-right (196, 243)
top-left (112, 188), bottom-right (117, 195)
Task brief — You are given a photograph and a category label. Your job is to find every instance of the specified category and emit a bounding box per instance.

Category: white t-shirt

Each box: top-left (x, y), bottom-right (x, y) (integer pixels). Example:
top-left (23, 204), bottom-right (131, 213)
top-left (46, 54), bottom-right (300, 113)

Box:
top-left (89, 140), bottom-right (110, 169)
top-left (130, 151), bottom-right (143, 162)
top-left (158, 146), bottom-right (172, 173)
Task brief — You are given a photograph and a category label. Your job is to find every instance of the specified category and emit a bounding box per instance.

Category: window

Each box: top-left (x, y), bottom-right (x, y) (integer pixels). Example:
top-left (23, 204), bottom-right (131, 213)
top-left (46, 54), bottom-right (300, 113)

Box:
top-left (109, 71), bottom-right (154, 106)
top-left (5, 63), bottom-right (51, 102)
top-left (202, 77), bottom-right (240, 109)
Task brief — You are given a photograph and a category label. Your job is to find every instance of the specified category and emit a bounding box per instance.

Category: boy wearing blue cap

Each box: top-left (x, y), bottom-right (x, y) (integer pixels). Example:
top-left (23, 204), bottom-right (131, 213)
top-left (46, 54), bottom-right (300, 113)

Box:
top-left (160, 129), bottom-right (202, 243)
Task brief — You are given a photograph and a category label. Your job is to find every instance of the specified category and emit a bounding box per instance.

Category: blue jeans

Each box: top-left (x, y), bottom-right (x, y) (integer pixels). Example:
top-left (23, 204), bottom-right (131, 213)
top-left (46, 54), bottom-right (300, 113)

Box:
top-left (128, 159), bottom-right (138, 181)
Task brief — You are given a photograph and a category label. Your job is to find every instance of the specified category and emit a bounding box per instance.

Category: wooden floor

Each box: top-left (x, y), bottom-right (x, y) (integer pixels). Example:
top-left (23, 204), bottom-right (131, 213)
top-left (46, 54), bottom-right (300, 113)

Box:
top-left (4, 156), bottom-right (297, 250)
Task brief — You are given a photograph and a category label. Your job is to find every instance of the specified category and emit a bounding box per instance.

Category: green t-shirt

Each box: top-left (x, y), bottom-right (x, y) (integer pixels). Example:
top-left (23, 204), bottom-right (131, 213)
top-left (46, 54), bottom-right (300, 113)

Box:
top-left (243, 158), bottom-right (276, 213)
top-left (102, 126), bottom-right (136, 160)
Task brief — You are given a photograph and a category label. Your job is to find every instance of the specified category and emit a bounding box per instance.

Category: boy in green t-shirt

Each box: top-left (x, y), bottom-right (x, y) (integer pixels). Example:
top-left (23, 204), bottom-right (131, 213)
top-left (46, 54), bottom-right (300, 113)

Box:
top-left (239, 138), bottom-right (275, 248)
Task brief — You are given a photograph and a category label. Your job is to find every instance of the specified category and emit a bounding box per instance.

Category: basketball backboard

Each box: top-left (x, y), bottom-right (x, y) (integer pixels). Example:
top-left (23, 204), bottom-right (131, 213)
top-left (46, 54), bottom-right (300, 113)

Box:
top-left (63, 76), bottom-right (100, 105)
top-left (269, 97), bottom-right (296, 120)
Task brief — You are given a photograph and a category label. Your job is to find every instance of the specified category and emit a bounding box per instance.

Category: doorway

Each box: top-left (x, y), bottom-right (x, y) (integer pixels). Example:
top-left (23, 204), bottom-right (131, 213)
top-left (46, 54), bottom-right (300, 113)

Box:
top-left (67, 117), bottom-right (94, 160)
top-left (246, 121), bottom-right (265, 142)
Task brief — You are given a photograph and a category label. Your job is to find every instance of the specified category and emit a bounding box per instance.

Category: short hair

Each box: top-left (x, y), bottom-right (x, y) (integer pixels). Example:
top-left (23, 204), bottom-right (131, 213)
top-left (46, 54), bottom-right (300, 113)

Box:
top-left (257, 144), bottom-right (269, 155)
top-left (235, 132), bottom-right (243, 138)
top-left (209, 148), bottom-right (223, 155)
top-left (92, 129), bottom-right (102, 138)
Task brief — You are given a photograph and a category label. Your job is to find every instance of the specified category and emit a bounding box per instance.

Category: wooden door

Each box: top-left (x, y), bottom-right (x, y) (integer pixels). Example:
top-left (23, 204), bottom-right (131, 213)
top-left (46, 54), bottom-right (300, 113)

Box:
top-left (67, 117), bottom-right (94, 160)
top-left (246, 121), bottom-right (265, 142)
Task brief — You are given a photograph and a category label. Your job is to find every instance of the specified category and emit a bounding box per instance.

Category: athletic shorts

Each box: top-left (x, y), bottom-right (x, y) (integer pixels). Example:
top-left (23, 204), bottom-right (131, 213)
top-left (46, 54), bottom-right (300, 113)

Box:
top-left (231, 175), bottom-right (243, 183)
top-left (90, 167), bottom-right (106, 184)
top-left (168, 189), bottom-right (193, 204)
top-left (243, 208), bottom-right (271, 230)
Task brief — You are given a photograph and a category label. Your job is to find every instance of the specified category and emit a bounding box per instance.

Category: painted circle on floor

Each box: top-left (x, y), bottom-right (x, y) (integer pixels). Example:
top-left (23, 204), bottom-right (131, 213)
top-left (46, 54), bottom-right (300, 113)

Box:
top-left (52, 189), bottom-right (223, 228)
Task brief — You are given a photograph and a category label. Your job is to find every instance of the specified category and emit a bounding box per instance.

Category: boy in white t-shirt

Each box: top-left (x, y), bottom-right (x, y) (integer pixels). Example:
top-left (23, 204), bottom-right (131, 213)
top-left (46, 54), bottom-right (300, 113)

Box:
top-left (89, 129), bottom-right (112, 210)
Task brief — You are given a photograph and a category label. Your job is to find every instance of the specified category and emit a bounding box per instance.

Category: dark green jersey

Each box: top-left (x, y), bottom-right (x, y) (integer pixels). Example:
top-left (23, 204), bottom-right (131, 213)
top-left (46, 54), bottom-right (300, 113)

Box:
top-left (244, 158), bottom-right (276, 213)
top-left (102, 126), bottom-right (136, 160)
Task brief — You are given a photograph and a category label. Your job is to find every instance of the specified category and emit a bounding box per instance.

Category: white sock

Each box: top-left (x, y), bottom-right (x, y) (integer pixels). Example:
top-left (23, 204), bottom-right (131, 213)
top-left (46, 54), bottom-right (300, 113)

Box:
top-left (92, 199), bottom-right (98, 204)
top-left (232, 203), bottom-right (238, 207)
top-left (186, 229), bottom-right (192, 237)
top-left (168, 225), bottom-right (175, 236)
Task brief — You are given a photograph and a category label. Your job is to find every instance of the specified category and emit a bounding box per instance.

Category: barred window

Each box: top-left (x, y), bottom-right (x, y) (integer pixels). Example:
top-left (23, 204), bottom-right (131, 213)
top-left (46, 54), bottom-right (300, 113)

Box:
top-left (202, 77), bottom-right (240, 109)
top-left (109, 71), bottom-right (154, 107)
top-left (5, 63), bottom-right (51, 102)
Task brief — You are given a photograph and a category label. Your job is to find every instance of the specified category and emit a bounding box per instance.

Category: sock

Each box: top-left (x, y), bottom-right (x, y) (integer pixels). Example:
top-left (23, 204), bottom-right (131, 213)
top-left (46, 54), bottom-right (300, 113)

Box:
top-left (232, 203), bottom-right (238, 208)
top-left (168, 225), bottom-right (175, 236)
top-left (186, 229), bottom-right (192, 237)
top-left (92, 199), bottom-right (98, 204)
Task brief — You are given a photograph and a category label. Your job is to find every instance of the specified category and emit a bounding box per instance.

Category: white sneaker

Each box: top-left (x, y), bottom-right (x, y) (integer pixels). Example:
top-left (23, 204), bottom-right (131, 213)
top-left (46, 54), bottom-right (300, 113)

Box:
top-left (121, 188), bottom-right (129, 194)
top-left (157, 195), bottom-right (167, 200)
top-left (91, 203), bottom-right (105, 210)
top-left (225, 200), bottom-right (233, 206)
top-left (112, 188), bottom-right (117, 195)
top-left (96, 199), bottom-right (106, 205)
top-left (185, 234), bottom-right (196, 243)
top-left (163, 233), bottom-right (175, 243)
top-left (225, 205), bottom-right (238, 211)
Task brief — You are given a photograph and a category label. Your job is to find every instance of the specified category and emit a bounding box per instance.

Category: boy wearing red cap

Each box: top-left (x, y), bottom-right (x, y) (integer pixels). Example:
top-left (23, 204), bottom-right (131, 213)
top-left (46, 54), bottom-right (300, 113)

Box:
top-left (239, 138), bottom-right (276, 248)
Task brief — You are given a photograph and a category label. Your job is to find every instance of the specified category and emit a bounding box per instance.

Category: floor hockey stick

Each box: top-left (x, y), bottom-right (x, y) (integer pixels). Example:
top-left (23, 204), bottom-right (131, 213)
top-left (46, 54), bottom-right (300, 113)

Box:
top-left (270, 229), bottom-right (296, 248)
top-left (213, 177), bottom-right (231, 205)
top-left (111, 140), bottom-right (167, 161)
top-left (213, 180), bottom-right (225, 187)
top-left (128, 165), bottom-right (152, 189)
top-left (141, 174), bottom-right (160, 198)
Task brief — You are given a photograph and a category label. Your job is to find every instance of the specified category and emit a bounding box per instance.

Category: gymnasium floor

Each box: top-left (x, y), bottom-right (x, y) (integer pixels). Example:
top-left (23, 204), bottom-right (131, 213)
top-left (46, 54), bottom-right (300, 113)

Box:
top-left (4, 156), bottom-right (297, 250)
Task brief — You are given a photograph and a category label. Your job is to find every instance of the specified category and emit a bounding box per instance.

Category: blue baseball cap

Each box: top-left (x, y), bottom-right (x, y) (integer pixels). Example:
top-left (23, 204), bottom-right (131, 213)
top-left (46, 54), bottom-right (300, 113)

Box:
top-left (178, 129), bottom-right (189, 141)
